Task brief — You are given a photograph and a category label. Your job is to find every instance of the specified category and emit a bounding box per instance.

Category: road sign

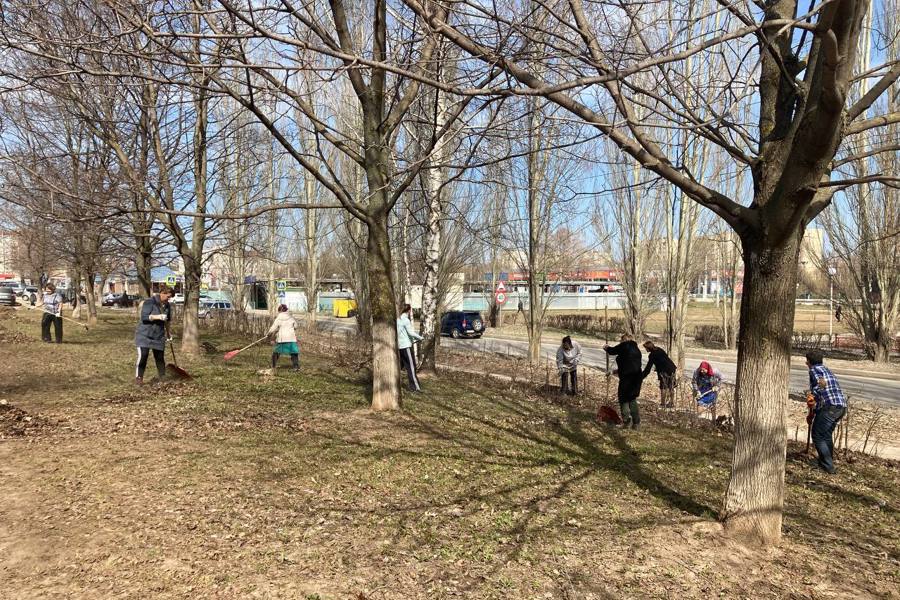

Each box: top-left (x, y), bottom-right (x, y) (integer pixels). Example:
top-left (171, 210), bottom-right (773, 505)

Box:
top-left (496, 291), bottom-right (508, 305)
top-left (276, 280), bottom-right (287, 292)
top-left (496, 281), bottom-right (507, 293)
top-left (165, 275), bottom-right (177, 287)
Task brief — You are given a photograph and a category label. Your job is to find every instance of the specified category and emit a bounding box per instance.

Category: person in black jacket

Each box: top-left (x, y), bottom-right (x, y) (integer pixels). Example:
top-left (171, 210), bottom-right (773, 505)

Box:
top-left (134, 285), bottom-right (173, 385)
top-left (642, 341), bottom-right (678, 408)
top-left (604, 333), bottom-right (643, 429)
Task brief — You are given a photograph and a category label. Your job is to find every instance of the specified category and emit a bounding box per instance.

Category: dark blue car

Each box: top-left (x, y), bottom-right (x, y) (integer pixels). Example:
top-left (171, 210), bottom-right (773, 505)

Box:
top-left (440, 310), bottom-right (485, 339)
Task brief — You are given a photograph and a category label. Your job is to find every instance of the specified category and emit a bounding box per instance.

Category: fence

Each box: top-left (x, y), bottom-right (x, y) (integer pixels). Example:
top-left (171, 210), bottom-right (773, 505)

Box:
top-left (461, 292), bottom-right (631, 312)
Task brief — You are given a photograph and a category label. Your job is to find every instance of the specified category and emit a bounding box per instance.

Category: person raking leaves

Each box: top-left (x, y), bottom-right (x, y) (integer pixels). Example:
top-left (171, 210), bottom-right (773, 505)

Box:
top-left (691, 361), bottom-right (722, 409)
top-left (134, 285), bottom-right (173, 385)
top-left (604, 333), bottom-right (643, 429)
top-left (38, 282), bottom-right (64, 343)
top-left (397, 303), bottom-right (423, 393)
top-left (641, 340), bottom-right (678, 408)
top-left (805, 350), bottom-right (848, 474)
top-left (267, 304), bottom-right (300, 372)
top-left (556, 336), bottom-right (582, 396)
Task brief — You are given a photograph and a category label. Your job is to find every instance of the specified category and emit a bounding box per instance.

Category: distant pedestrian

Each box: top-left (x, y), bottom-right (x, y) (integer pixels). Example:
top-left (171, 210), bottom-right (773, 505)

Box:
top-left (267, 304), bottom-right (300, 372)
top-left (806, 350), bottom-right (848, 474)
top-left (691, 361), bottom-right (722, 407)
top-left (642, 341), bottom-right (678, 408)
top-left (604, 333), bottom-right (643, 429)
top-left (134, 285), bottom-right (173, 385)
top-left (556, 336), bottom-right (582, 396)
top-left (38, 283), bottom-right (64, 343)
top-left (397, 304), bottom-right (423, 392)
top-left (834, 305), bottom-right (842, 323)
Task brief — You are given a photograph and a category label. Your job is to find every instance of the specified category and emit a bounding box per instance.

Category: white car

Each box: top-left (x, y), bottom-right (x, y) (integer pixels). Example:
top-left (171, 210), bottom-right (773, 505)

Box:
top-left (171, 293), bottom-right (185, 304)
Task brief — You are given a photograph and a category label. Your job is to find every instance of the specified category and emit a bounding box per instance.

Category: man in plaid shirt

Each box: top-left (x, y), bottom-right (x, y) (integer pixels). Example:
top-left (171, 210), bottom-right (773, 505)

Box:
top-left (806, 350), bottom-right (848, 474)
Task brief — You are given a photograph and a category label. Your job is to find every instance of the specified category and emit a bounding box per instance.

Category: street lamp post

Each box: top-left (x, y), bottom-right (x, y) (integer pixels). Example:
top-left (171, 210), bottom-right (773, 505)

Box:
top-left (828, 266), bottom-right (837, 343)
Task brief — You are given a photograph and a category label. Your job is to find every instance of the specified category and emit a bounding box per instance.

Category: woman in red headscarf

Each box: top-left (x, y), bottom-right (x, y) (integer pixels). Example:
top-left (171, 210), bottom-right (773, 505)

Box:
top-left (692, 361), bottom-right (722, 407)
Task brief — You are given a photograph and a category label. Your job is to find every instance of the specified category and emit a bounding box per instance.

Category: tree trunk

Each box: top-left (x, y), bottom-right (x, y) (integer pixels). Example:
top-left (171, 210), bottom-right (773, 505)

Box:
top-left (418, 199), bottom-right (441, 372)
top-left (70, 271), bottom-right (83, 319)
top-left (181, 255), bottom-right (202, 355)
top-left (527, 276), bottom-right (542, 362)
top-left (418, 154), bottom-right (446, 372)
top-left (304, 194), bottom-right (318, 327)
top-left (366, 208), bottom-right (401, 411)
top-left (83, 269), bottom-right (98, 325)
top-left (134, 240), bottom-right (153, 297)
top-left (722, 225), bottom-right (802, 545)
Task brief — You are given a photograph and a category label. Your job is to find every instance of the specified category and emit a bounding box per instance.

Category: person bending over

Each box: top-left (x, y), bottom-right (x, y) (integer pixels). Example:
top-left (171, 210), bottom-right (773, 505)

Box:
top-left (806, 350), bottom-right (848, 474)
top-left (642, 341), bottom-right (678, 408)
top-left (604, 334), bottom-right (643, 429)
top-left (268, 304), bottom-right (300, 372)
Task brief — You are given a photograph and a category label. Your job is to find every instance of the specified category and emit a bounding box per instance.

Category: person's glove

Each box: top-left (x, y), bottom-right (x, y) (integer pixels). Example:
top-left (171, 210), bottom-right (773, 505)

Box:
top-left (149, 314), bottom-right (167, 321)
top-left (805, 391), bottom-right (816, 409)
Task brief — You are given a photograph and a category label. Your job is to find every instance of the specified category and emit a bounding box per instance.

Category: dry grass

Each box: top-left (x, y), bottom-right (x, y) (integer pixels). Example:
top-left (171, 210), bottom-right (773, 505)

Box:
top-left (0, 310), bottom-right (897, 599)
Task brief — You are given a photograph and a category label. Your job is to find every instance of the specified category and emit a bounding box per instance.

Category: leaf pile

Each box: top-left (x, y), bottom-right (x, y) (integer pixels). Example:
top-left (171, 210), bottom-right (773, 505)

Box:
top-left (0, 400), bottom-right (51, 438)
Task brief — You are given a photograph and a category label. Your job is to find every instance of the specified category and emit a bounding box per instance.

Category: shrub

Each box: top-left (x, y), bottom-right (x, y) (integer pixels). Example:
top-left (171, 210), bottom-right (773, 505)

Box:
top-left (694, 325), bottom-right (726, 347)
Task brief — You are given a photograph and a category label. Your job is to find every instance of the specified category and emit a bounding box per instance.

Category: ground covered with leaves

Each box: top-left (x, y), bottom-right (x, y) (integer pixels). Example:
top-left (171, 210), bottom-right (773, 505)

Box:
top-left (0, 310), bottom-right (897, 599)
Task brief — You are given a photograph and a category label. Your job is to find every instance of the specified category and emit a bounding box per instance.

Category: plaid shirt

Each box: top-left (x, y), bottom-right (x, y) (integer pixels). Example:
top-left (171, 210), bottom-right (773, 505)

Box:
top-left (808, 364), bottom-right (847, 410)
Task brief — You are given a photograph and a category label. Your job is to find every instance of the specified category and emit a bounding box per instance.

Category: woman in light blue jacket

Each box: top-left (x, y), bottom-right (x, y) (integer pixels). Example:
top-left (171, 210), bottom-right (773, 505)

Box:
top-left (397, 303), bottom-right (423, 392)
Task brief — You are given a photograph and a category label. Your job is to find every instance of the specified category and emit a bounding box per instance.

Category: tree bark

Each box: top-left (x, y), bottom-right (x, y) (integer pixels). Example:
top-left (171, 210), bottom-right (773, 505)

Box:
top-left (722, 224), bottom-right (803, 545)
top-left (418, 183), bottom-right (442, 372)
top-left (134, 237), bottom-right (153, 297)
top-left (366, 205), bottom-right (401, 411)
top-left (181, 255), bottom-right (202, 355)
top-left (82, 268), bottom-right (98, 325)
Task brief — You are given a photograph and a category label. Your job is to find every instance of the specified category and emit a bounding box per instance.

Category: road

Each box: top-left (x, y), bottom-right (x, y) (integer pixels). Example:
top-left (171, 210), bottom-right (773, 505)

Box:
top-left (316, 318), bottom-right (900, 407)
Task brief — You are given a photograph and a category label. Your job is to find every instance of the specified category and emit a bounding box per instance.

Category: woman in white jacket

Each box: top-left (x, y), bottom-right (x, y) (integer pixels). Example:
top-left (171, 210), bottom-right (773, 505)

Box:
top-left (267, 304), bottom-right (300, 371)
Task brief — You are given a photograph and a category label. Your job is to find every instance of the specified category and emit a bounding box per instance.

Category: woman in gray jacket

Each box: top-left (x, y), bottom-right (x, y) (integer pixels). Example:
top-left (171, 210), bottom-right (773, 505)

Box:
top-left (134, 285), bottom-right (173, 384)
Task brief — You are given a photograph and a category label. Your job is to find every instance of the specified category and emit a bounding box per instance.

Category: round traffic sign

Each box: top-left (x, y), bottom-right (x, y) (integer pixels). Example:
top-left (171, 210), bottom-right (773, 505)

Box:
top-left (496, 292), bottom-right (507, 305)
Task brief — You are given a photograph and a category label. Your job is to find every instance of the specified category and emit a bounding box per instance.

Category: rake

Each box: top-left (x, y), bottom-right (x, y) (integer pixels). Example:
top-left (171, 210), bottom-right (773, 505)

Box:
top-left (166, 339), bottom-right (193, 380)
top-left (223, 335), bottom-right (269, 361)
top-left (28, 305), bottom-right (89, 331)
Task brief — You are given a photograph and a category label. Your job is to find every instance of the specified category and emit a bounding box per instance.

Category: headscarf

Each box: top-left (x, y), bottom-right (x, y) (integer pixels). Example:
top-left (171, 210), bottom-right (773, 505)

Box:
top-left (699, 361), bottom-right (712, 375)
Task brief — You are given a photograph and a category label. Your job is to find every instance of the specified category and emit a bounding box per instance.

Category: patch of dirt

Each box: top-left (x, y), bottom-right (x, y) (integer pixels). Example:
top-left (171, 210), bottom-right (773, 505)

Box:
top-left (0, 401), bottom-right (52, 438)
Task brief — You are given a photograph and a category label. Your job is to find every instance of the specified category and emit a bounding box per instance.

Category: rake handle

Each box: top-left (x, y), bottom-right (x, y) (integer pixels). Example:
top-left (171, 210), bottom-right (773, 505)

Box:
top-left (224, 335), bottom-right (269, 359)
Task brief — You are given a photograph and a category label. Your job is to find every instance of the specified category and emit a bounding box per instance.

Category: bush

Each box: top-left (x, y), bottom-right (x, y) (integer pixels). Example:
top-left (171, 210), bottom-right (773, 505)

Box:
top-left (546, 315), bottom-right (628, 338)
top-left (694, 325), bottom-right (726, 347)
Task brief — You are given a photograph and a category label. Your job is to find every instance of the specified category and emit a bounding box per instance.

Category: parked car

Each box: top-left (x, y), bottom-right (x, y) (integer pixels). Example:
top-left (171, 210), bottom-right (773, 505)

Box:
top-left (0, 285), bottom-right (17, 306)
top-left (171, 293), bottom-right (185, 305)
top-left (440, 310), bottom-right (485, 339)
top-left (198, 300), bottom-right (233, 319)
top-left (101, 293), bottom-right (135, 308)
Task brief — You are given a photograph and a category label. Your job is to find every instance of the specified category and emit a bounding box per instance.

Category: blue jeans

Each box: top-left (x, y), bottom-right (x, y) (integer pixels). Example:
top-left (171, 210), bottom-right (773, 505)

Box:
top-left (812, 405), bottom-right (846, 473)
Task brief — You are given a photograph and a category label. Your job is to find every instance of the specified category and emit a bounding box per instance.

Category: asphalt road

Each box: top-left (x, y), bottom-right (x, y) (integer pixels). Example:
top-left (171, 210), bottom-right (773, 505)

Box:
top-left (316, 318), bottom-right (900, 407)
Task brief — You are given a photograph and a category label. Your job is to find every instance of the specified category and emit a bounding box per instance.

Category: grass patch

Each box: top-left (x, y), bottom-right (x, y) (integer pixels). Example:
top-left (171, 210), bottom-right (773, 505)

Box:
top-left (0, 309), bottom-right (897, 598)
